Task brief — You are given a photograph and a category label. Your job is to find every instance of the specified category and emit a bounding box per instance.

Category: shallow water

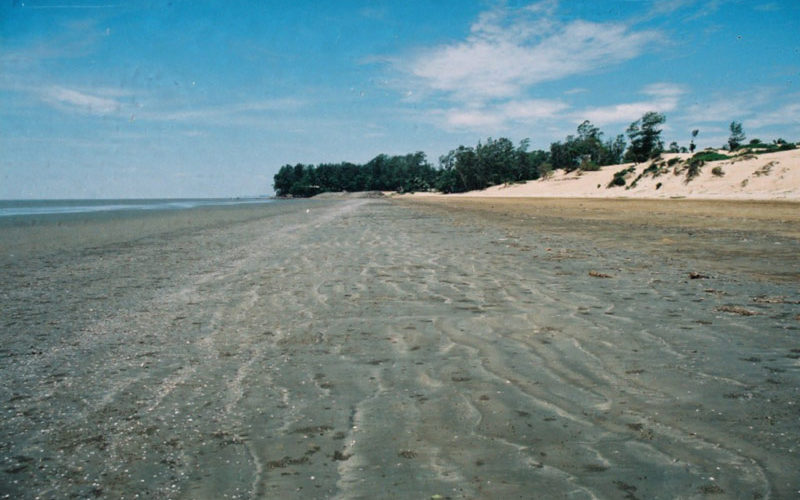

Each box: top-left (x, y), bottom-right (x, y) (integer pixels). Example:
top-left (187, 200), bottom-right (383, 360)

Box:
top-left (1, 198), bottom-right (798, 499)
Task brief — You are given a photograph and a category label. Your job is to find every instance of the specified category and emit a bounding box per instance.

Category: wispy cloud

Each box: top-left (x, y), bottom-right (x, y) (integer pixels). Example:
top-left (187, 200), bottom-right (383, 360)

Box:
top-left (0, 15), bottom-right (108, 88)
top-left (753, 2), bottom-right (780, 12)
top-left (685, 87), bottom-right (775, 123)
top-left (685, 0), bottom-right (726, 21)
top-left (15, 1), bottom-right (121, 9)
top-left (747, 102), bottom-right (800, 128)
top-left (435, 98), bottom-right (568, 130)
top-left (137, 98), bottom-right (308, 125)
top-left (40, 86), bottom-right (122, 114)
top-left (576, 83), bottom-right (685, 125)
top-left (402, 2), bottom-right (661, 102)
top-left (639, 0), bottom-right (726, 22)
top-left (648, 0), bottom-right (697, 15)
top-left (21, 80), bottom-right (307, 127)
top-left (395, 1), bottom-right (662, 133)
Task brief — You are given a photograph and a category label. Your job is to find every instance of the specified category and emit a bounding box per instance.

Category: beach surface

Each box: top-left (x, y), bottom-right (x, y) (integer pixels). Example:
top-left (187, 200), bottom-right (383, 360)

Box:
top-left (2, 197), bottom-right (799, 499)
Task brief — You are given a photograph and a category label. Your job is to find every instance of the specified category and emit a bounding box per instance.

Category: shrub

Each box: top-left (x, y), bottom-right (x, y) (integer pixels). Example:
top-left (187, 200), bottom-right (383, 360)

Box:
top-left (711, 166), bottom-right (724, 177)
top-left (686, 158), bottom-right (704, 181)
top-left (731, 153), bottom-right (757, 163)
top-left (754, 161), bottom-right (777, 177)
top-left (608, 166), bottom-right (635, 187)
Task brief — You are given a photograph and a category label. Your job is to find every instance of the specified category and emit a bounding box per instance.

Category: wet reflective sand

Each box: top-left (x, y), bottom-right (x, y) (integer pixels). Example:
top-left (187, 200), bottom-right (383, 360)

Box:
top-left (1, 198), bottom-right (798, 499)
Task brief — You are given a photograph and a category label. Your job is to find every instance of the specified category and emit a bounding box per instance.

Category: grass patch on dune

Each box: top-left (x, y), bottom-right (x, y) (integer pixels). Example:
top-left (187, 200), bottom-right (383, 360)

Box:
top-left (692, 151), bottom-right (731, 163)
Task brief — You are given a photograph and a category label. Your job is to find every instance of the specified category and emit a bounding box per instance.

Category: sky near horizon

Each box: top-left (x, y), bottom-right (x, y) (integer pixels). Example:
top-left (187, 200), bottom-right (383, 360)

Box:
top-left (1, 1), bottom-right (799, 198)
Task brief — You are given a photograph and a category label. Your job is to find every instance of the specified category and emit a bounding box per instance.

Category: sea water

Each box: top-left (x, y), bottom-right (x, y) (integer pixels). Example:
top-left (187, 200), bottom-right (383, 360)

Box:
top-left (0, 198), bottom-right (274, 218)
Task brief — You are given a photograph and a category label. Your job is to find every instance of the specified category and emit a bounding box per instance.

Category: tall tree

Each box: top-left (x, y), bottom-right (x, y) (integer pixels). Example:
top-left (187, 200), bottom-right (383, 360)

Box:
top-left (273, 165), bottom-right (297, 196)
top-left (576, 120), bottom-right (601, 142)
top-left (597, 134), bottom-right (626, 166)
top-left (728, 121), bottom-right (745, 151)
top-left (624, 112), bottom-right (666, 162)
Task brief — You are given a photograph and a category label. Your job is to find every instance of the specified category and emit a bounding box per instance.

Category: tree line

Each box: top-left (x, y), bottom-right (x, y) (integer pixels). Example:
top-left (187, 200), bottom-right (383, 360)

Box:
top-left (273, 112), bottom-right (793, 196)
top-left (273, 152), bottom-right (440, 197)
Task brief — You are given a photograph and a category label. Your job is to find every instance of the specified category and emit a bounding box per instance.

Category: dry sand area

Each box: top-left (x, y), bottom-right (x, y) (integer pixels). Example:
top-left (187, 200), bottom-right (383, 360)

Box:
top-left (1, 197), bottom-right (799, 499)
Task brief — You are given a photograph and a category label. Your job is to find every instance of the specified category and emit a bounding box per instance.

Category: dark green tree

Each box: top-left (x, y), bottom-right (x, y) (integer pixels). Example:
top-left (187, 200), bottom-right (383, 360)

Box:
top-left (549, 121), bottom-right (620, 171)
top-left (689, 129), bottom-right (699, 153)
top-left (574, 120), bottom-right (605, 170)
top-left (549, 138), bottom-right (576, 170)
top-left (624, 112), bottom-right (666, 162)
top-left (476, 137), bottom-right (516, 185)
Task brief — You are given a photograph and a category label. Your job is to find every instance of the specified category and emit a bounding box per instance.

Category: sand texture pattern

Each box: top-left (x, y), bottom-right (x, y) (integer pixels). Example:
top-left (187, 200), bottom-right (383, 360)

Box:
top-left (1, 198), bottom-right (799, 499)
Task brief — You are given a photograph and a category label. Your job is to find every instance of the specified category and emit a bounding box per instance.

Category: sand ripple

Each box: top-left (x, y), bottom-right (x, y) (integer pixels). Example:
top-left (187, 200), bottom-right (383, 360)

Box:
top-left (1, 198), bottom-right (798, 499)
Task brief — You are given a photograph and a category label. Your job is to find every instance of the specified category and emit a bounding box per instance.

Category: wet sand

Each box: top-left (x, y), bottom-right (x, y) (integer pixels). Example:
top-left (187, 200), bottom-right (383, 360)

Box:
top-left (1, 198), bottom-right (799, 499)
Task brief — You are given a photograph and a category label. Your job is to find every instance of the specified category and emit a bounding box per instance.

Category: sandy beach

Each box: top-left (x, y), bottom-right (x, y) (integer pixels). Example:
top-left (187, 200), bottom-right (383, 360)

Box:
top-left (2, 197), bottom-right (799, 499)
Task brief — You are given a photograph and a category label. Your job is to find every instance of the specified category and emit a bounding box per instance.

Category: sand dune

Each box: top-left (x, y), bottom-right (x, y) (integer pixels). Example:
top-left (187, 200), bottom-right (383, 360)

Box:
top-left (422, 148), bottom-right (800, 200)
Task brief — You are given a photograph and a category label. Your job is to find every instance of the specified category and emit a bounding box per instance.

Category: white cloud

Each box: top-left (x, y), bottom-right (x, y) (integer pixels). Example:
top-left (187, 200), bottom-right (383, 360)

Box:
top-left (578, 83), bottom-right (685, 125)
top-left (404, 3), bottom-right (661, 102)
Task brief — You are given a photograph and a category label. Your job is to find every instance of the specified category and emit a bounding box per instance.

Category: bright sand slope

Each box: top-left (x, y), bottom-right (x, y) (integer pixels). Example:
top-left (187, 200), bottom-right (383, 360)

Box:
top-left (429, 148), bottom-right (800, 200)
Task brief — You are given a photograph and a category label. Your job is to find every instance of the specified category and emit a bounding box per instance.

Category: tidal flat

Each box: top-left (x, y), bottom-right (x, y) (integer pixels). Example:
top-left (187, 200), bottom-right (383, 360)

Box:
top-left (1, 197), bottom-right (798, 499)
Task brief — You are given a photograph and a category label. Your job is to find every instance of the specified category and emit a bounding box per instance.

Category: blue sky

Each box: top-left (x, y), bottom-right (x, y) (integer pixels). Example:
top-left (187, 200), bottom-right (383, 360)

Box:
top-left (1, 0), bottom-right (798, 198)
